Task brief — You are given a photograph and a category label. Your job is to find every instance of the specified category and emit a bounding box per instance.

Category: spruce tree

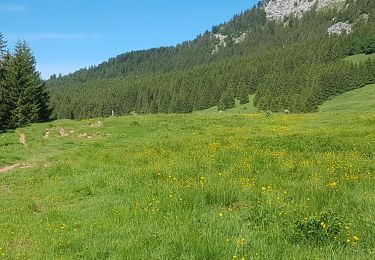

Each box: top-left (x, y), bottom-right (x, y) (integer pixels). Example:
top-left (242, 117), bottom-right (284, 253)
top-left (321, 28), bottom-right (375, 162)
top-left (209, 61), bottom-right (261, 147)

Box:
top-left (0, 33), bottom-right (10, 130)
top-left (237, 79), bottom-right (250, 105)
top-left (4, 40), bottom-right (51, 128)
top-left (218, 90), bottom-right (235, 111)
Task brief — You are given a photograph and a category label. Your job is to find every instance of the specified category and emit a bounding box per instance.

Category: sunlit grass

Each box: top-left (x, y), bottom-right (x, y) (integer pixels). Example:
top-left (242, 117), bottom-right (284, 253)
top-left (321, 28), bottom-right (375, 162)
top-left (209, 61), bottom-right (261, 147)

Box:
top-left (344, 53), bottom-right (375, 64)
top-left (0, 110), bottom-right (374, 259)
top-left (319, 83), bottom-right (375, 113)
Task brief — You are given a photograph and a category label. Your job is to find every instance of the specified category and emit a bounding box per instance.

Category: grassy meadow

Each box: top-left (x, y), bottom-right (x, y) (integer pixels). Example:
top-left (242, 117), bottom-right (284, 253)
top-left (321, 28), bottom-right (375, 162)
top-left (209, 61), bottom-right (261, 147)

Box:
top-left (320, 83), bottom-right (375, 113)
top-left (0, 89), bottom-right (375, 259)
top-left (344, 53), bottom-right (375, 64)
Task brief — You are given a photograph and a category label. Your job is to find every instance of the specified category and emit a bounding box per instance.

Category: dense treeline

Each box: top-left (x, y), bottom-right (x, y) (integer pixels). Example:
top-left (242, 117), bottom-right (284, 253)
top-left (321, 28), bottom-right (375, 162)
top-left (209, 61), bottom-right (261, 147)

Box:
top-left (48, 0), bottom-right (375, 119)
top-left (0, 34), bottom-right (50, 130)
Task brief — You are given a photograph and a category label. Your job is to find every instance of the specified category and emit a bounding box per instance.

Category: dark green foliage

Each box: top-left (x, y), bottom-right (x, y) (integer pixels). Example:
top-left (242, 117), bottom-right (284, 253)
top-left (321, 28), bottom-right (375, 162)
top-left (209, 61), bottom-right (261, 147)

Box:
top-left (237, 79), bottom-right (250, 105)
top-left (0, 33), bottom-right (10, 130)
top-left (348, 35), bottom-right (375, 55)
top-left (0, 38), bottom-right (51, 130)
top-left (292, 211), bottom-right (348, 246)
top-left (218, 90), bottom-right (235, 111)
top-left (47, 0), bottom-right (375, 119)
top-left (361, 35), bottom-right (375, 54)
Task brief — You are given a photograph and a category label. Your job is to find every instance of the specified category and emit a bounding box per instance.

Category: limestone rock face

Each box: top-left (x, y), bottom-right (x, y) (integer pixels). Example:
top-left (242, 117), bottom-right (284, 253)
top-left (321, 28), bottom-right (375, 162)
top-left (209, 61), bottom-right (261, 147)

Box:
top-left (263, 0), bottom-right (346, 21)
top-left (233, 33), bottom-right (248, 44)
top-left (210, 33), bottom-right (248, 54)
top-left (328, 22), bottom-right (353, 35)
top-left (211, 34), bottom-right (228, 54)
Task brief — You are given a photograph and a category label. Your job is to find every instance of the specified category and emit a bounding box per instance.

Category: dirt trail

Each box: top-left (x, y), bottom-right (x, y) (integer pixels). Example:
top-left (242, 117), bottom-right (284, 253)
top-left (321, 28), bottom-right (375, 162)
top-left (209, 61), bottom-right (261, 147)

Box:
top-left (0, 164), bottom-right (21, 173)
top-left (0, 164), bottom-right (32, 174)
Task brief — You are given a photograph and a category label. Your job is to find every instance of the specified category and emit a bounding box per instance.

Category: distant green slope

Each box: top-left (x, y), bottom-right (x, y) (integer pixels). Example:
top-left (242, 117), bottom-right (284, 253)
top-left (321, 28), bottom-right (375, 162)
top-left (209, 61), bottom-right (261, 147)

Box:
top-left (194, 95), bottom-right (257, 114)
top-left (319, 84), bottom-right (375, 113)
top-left (345, 53), bottom-right (375, 64)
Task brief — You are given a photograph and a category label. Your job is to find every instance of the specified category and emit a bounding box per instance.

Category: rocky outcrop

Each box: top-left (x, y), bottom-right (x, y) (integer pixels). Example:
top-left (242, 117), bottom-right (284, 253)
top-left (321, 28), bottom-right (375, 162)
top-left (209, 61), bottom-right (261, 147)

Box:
top-left (211, 33), bottom-right (248, 54)
top-left (328, 22), bottom-right (353, 35)
top-left (233, 33), bottom-right (248, 44)
top-left (263, 0), bottom-right (346, 21)
top-left (211, 34), bottom-right (228, 54)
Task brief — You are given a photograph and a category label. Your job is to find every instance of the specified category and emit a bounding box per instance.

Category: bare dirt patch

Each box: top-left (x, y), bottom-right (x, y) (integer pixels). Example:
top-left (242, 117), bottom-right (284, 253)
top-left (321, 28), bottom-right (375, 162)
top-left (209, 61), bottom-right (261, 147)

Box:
top-left (0, 164), bottom-right (21, 173)
top-left (43, 129), bottom-right (51, 139)
top-left (90, 121), bottom-right (103, 128)
top-left (59, 128), bottom-right (68, 137)
top-left (0, 164), bottom-right (33, 174)
top-left (78, 132), bottom-right (102, 139)
top-left (19, 133), bottom-right (27, 146)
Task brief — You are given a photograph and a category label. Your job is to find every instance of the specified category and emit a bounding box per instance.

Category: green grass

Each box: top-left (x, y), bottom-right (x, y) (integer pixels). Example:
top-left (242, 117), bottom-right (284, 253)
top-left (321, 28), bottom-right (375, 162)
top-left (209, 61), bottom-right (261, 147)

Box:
top-left (319, 83), bottom-right (375, 113)
top-left (194, 95), bottom-right (257, 114)
top-left (1, 109), bottom-right (374, 259)
top-left (344, 53), bottom-right (375, 64)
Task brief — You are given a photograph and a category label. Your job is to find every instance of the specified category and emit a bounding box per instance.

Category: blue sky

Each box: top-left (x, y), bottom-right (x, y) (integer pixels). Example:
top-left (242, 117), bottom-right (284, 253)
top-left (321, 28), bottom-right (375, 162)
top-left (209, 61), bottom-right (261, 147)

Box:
top-left (1, 0), bottom-right (257, 79)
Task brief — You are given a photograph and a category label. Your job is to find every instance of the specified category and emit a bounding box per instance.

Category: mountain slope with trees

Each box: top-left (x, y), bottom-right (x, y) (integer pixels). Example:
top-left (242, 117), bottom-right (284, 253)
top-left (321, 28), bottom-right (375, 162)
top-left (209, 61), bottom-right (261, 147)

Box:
top-left (47, 0), bottom-right (375, 119)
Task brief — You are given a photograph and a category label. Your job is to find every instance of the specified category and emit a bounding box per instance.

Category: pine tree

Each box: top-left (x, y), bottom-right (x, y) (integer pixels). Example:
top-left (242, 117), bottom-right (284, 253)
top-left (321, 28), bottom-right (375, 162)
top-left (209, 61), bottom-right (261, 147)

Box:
top-left (237, 78), bottom-right (250, 105)
top-left (4, 40), bottom-right (51, 128)
top-left (0, 33), bottom-right (10, 130)
top-left (218, 90), bottom-right (235, 111)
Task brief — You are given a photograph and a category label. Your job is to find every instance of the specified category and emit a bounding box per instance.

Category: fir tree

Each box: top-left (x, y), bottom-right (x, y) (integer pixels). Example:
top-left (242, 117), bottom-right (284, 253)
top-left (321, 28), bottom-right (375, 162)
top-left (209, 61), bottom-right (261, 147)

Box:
top-left (218, 90), bottom-right (235, 111)
top-left (0, 33), bottom-right (10, 130)
top-left (4, 40), bottom-right (51, 128)
top-left (237, 79), bottom-right (250, 105)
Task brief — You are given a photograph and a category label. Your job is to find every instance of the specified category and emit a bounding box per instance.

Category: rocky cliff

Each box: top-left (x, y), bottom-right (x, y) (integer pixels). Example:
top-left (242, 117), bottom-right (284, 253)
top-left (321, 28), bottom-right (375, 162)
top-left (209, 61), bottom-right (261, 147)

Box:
top-left (263, 0), bottom-right (346, 21)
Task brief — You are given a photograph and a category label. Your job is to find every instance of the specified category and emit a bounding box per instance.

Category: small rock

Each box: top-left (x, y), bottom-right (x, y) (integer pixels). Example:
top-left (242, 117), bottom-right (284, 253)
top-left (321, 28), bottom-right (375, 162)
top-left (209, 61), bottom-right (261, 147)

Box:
top-left (59, 128), bottom-right (68, 137)
top-left (79, 133), bottom-right (88, 138)
top-left (43, 129), bottom-right (50, 139)
top-left (19, 133), bottom-right (27, 146)
top-left (90, 121), bottom-right (103, 128)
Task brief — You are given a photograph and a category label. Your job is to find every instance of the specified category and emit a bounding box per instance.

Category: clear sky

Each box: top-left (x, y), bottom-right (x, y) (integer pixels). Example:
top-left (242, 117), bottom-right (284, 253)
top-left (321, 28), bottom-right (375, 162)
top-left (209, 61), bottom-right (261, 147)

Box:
top-left (1, 0), bottom-right (257, 79)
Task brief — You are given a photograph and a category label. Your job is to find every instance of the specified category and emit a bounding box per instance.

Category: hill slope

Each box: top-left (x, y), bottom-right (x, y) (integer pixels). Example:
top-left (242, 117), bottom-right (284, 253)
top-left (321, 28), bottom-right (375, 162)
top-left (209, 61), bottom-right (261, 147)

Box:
top-left (345, 53), bottom-right (375, 63)
top-left (320, 83), bottom-right (375, 113)
top-left (47, 0), bottom-right (375, 119)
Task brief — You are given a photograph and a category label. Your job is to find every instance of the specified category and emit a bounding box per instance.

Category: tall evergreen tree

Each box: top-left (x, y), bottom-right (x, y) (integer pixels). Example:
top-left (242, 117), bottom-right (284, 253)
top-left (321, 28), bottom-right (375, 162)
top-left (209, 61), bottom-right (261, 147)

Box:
top-left (237, 78), bottom-right (250, 105)
top-left (3, 40), bottom-right (51, 128)
top-left (218, 89), bottom-right (235, 111)
top-left (0, 33), bottom-right (10, 130)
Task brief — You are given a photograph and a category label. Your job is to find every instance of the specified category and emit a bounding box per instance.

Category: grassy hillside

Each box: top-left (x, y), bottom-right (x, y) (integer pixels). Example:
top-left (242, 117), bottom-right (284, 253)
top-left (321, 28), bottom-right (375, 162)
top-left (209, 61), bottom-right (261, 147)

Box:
top-left (1, 109), bottom-right (375, 259)
top-left (344, 53), bottom-right (375, 64)
top-left (320, 83), bottom-right (375, 113)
